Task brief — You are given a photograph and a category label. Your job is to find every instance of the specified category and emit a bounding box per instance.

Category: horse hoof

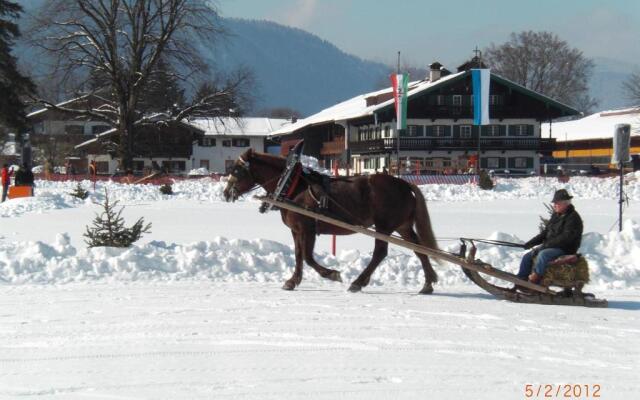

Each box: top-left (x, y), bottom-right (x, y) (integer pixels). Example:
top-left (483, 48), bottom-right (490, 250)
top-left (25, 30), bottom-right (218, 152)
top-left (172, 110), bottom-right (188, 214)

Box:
top-left (328, 270), bottom-right (342, 283)
top-left (419, 285), bottom-right (434, 295)
top-left (282, 281), bottom-right (296, 291)
top-left (348, 283), bottom-right (362, 293)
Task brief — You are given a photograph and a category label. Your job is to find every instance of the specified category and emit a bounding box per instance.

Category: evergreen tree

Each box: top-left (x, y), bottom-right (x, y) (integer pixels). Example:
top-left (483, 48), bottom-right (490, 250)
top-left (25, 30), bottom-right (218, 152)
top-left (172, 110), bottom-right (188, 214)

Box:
top-left (70, 183), bottom-right (89, 200)
top-left (0, 0), bottom-right (36, 130)
top-left (85, 189), bottom-right (152, 248)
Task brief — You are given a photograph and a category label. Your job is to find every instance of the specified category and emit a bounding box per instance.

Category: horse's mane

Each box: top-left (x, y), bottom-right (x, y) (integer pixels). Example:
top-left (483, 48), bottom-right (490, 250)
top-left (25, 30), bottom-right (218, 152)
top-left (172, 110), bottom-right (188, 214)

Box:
top-left (245, 150), bottom-right (287, 169)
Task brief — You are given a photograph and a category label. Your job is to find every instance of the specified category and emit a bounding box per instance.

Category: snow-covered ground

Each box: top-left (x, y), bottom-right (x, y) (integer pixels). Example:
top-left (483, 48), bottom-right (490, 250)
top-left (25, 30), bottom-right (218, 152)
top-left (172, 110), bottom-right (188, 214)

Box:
top-left (0, 175), bottom-right (639, 399)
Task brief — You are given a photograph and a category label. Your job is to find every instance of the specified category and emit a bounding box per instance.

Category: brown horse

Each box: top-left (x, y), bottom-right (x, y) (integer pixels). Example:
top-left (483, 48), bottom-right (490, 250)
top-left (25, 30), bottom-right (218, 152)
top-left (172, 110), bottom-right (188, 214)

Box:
top-left (223, 149), bottom-right (440, 294)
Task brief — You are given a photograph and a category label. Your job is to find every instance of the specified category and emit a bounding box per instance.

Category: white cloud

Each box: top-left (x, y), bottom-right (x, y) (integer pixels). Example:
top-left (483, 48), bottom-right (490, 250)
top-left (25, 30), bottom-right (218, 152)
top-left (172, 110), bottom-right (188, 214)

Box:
top-left (277, 0), bottom-right (319, 29)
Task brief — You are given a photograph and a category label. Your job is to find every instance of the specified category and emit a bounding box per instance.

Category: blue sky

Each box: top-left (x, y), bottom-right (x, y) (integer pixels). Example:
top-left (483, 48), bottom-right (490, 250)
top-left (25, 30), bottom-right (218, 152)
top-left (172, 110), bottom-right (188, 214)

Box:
top-left (220, 0), bottom-right (640, 69)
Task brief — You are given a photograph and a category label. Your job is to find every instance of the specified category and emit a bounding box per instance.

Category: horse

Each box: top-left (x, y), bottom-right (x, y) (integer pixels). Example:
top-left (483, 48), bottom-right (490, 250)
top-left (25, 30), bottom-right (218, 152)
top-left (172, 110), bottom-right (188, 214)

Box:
top-left (223, 148), bottom-right (440, 294)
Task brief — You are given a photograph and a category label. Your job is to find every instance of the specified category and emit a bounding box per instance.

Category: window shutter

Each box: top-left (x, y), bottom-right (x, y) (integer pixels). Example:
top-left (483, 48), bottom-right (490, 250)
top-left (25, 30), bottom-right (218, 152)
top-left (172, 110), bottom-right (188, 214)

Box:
top-left (453, 125), bottom-right (460, 138)
top-left (526, 157), bottom-right (534, 168)
top-left (472, 125), bottom-right (480, 138)
top-left (480, 158), bottom-right (487, 168)
top-left (499, 158), bottom-right (506, 169)
top-left (527, 125), bottom-right (534, 136)
top-left (444, 126), bottom-right (452, 137)
top-left (499, 125), bottom-right (507, 136)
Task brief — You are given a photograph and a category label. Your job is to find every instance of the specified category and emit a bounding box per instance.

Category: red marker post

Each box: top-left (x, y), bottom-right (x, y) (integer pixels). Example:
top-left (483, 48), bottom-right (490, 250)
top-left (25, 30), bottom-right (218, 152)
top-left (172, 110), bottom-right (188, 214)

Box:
top-left (331, 160), bottom-right (339, 256)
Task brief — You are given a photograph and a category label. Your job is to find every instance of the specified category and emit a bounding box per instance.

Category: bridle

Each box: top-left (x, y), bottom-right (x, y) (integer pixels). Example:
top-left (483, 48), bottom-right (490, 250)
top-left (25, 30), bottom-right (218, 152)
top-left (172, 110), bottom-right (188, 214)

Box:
top-left (226, 155), bottom-right (256, 201)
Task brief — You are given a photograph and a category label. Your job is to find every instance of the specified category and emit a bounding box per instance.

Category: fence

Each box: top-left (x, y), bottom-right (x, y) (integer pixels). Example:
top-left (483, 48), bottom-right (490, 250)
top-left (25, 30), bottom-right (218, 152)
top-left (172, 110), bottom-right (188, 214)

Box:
top-left (34, 173), bottom-right (224, 186)
top-left (400, 174), bottom-right (479, 185)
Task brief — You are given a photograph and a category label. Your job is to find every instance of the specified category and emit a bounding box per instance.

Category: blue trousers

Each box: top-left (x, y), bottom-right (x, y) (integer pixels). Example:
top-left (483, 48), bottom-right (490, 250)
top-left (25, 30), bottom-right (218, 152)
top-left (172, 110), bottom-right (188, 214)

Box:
top-left (518, 248), bottom-right (565, 280)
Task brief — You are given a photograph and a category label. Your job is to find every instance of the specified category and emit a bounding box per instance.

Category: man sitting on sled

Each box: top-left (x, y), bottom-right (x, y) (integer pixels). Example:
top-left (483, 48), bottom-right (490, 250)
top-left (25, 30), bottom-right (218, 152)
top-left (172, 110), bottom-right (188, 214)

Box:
top-left (517, 189), bottom-right (584, 285)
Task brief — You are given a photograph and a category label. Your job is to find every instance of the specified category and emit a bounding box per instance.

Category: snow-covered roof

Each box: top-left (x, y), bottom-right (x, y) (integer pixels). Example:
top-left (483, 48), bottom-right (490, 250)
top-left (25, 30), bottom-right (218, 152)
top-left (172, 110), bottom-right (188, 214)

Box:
top-left (270, 71), bottom-right (467, 137)
top-left (271, 70), bottom-right (579, 137)
top-left (189, 117), bottom-right (289, 137)
top-left (541, 107), bottom-right (640, 142)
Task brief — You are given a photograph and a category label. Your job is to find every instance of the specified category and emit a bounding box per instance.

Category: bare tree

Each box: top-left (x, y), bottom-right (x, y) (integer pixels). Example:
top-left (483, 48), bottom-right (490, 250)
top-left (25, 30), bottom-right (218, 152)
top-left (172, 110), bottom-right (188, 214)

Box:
top-left (484, 31), bottom-right (597, 113)
top-left (622, 71), bottom-right (640, 106)
top-left (256, 107), bottom-right (303, 119)
top-left (32, 135), bottom-right (75, 171)
top-left (29, 0), bottom-right (253, 170)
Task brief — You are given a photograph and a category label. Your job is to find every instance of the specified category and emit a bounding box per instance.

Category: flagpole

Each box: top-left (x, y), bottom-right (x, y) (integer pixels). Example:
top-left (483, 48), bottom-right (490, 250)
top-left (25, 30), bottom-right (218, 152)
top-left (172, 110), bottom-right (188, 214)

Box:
top-left (396, 51), bottom-right (401, 177)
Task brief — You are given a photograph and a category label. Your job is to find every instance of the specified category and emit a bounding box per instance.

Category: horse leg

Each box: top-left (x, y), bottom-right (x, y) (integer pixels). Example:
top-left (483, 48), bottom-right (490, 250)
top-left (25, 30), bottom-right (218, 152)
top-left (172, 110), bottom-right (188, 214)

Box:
top-left (302, 229), bottom-right (342, 283)
top-left (348, 236), bottom-right (389, 293)
top-left (283, 231), bottom-right (304, 290)
top-left (397, 226), bottom-right (438, 294)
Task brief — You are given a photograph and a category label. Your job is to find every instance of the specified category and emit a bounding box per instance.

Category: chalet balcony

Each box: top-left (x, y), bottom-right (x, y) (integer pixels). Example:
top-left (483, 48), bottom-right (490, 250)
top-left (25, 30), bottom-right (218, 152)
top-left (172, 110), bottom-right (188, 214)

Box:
top-left (320, 138), bottom-right (345, 155)
top-left (349, 137), bottom-right (556, 154)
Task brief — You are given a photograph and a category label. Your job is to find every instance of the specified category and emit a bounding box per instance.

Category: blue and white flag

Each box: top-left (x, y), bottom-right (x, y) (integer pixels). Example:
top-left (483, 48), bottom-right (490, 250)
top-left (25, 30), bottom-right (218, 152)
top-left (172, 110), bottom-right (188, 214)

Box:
top-left (472, 69), bottom-right (490, 125)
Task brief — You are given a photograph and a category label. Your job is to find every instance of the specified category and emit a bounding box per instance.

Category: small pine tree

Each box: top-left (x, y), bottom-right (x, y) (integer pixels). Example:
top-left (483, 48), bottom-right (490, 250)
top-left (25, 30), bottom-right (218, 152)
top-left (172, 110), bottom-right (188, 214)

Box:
top-left (70, 182), bottom-right (89, 200)
top-left (84, 189), bottom-right (152, 247)
top-left (159, 183), bottom-right (173, 195)
top-left (478, 170), bottom-right (494, 190)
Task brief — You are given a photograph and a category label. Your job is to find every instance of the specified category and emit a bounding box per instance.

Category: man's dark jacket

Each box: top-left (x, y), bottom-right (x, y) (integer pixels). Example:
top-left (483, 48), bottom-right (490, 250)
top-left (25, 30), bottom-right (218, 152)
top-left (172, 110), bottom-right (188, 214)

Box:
top-left (525, 204), bottom-right (583, 254)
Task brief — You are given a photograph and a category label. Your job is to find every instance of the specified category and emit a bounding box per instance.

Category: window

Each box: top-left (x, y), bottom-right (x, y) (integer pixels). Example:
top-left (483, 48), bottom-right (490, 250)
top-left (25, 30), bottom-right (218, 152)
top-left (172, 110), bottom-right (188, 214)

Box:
top-left (132, 161), bottom-right (144, 172)
top-left (200, 137), bottom-right (216, 147)
top-left (487, 158), bottom-right (500, 168)
top-left (65, 125), bottom-right (84, 135)
top-left (428, 125), bottom-right (450, 137)
top-left (384, 126), bottom-right (390, 138)
top-left (514, 157), bottom-right (527, 168)
top-left (96, 161), bottom-right (109, 174)
top-left (232, 138), bottom-right (250, 147)
top-left (406, 125), bottom-right (423, 137)
top-left (91, 125), bottom-right (110, 135)
top-left (510, 124), bottom-right (533, 136)
top-left (363, 158), bottom-right (379, 170)
top-left (489, 95), bottom-right (502, 105)
top-left (222, 139), bottom-right (231, 147)
top-left (452, 95), bottom-right (462, 106)
top-left (374, 126), bottom-right (381, 139)
top-left (460, 125), bottom-right (472, 138)
top-left (33, 122), bottom-right (44, 134)
top-left (482, 125), bottom-right (503, 137)
top-left (200, 160), bottom-right (210, 170)
top-left (436, 95), bottom-right (445, 105)
top-left (161, 160), bottom-right (186, 172)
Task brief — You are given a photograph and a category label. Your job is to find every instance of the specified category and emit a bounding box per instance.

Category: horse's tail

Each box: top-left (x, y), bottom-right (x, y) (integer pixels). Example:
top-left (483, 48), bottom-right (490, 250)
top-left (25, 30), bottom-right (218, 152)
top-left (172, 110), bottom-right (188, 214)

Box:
top-left (409, 184), bottom-right (439, 253)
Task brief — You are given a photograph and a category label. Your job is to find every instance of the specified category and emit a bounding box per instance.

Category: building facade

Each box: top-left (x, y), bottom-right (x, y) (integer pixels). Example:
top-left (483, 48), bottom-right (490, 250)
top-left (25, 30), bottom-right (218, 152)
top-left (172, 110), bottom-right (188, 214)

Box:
top-left (190, 118), bottom-right (288, 173)
top-left (272, 59), bottom-right (580, 175)
top-left (541, 107), bottom-right (640, 171)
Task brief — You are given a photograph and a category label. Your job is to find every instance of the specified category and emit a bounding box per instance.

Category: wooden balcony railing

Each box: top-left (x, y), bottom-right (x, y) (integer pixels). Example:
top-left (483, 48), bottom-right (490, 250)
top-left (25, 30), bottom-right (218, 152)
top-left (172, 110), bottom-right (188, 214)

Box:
top-left (349, 137), bottom-right (555, 154)
top-left (320, 138), bottom-right (345, 155)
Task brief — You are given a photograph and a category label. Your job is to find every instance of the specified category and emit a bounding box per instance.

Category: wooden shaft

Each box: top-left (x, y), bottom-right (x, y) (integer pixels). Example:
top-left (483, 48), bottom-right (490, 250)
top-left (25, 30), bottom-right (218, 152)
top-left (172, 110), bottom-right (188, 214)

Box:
top-left (258, 196), bottom-right (553, 294)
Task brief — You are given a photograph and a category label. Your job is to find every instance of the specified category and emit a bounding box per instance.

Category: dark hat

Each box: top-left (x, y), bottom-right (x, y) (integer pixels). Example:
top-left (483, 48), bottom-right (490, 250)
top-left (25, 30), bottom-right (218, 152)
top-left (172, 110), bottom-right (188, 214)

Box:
top-left (552, 189), bottom-right (573, 202)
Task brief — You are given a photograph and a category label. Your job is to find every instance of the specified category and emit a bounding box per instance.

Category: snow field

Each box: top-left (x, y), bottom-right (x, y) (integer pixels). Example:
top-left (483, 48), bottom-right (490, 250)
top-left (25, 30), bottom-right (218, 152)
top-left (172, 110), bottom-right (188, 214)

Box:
top-left (0, 175), bottom-right (638, 289)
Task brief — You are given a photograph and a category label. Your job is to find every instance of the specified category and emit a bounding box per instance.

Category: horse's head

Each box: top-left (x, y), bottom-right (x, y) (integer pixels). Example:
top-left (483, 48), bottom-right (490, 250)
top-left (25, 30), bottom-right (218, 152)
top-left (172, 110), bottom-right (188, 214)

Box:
top-left (223, 149), bottom-right (256, 202)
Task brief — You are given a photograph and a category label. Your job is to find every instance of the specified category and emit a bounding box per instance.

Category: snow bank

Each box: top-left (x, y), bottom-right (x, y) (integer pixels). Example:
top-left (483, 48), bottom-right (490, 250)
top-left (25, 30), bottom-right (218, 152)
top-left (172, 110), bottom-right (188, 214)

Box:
top-left (1, 224), bottom-right (638, 289)
top-left (418, 175), bottom-right (640, 202)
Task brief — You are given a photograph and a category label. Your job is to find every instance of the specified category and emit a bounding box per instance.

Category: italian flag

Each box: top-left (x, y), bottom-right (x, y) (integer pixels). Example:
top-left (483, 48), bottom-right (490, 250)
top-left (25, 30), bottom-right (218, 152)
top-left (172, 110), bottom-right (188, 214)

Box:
top-left (390, 73), bottom-right (409, 130)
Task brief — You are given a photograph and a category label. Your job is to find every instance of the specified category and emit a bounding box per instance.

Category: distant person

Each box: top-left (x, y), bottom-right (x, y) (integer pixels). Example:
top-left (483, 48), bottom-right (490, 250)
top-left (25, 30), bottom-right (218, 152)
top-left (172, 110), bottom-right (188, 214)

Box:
top-left (382, 166), bottom-right (389, 175)
top-left (23, 163), bottom-right (35, 195)
top-left (13, 164), bottom-right (26, 186)
top-left (515, 189), bottom-right (583, 287)
top-left (1, 164), bottom-right (13, 202)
